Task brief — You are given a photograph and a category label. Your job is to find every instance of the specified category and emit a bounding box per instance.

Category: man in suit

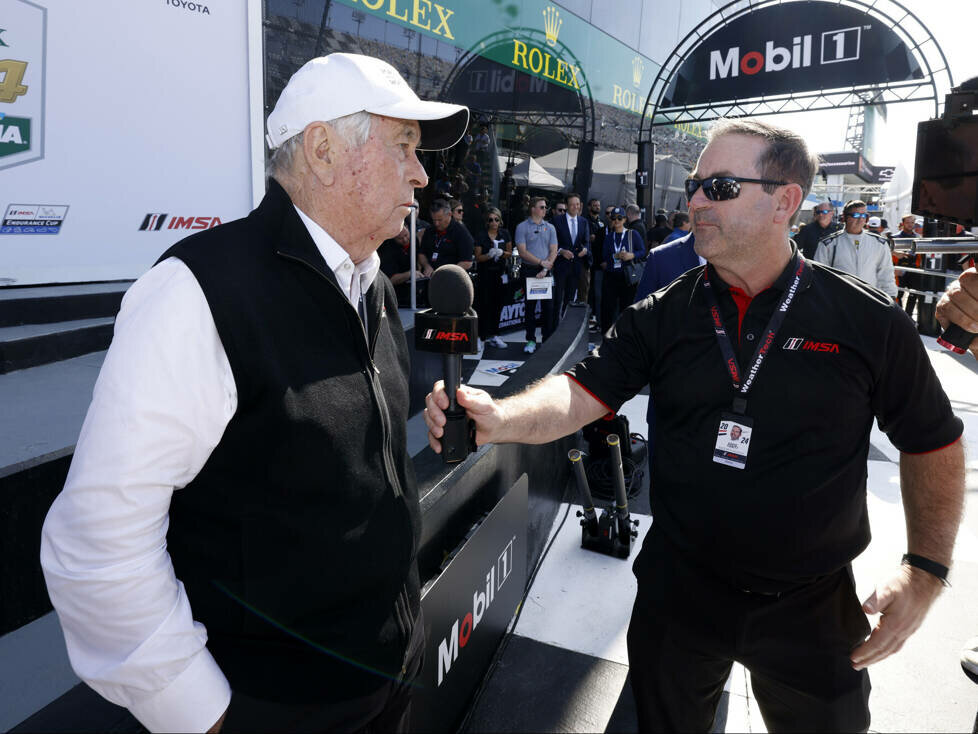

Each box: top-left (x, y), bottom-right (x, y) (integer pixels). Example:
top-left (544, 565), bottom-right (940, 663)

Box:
top-left (41, 53), bottom-right (468, 733)
top-left (635, 232), bottom-right (701, 469)
top-left (552, 192), bottom-right (591, 324)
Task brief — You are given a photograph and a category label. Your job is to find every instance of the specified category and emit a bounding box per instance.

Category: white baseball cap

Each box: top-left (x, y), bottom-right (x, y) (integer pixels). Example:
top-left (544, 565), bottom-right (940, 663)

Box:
top-left (266, 53), bottom-right (469, 151)
top-left (867, 216), bottom-right (882, 227)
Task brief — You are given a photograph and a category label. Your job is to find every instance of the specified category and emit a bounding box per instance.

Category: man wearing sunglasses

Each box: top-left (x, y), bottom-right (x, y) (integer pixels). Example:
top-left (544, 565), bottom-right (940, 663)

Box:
top-left (814, 200), bottom-right (898, 299)
top-left (426, 118), bottom-right (964, 732)
top-left (793, 202), bottom-right (839, 259)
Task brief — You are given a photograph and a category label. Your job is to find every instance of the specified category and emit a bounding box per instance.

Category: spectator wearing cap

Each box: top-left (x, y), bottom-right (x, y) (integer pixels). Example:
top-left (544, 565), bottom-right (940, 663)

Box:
top-left (793, 202), bottom-right (839, 259)
top-left (40, 53), bottom-right (469, 732)
top-left (662, 212), bottom-right (691, 244)
top-left (600, 206), bottom-right (646, 331)
top-left (867, 215), bottom-right (884, 234)
top-left (815, 200), bottom-right (898, 298)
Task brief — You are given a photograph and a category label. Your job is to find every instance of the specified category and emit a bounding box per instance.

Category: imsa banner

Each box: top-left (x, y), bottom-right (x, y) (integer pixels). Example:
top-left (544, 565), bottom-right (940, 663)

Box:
top-left (0, 0), bottom-right (253, 284)
top-left (661, 2), bottom-right (923, 109)
top-left (412, 474), bottom-right (528, 733)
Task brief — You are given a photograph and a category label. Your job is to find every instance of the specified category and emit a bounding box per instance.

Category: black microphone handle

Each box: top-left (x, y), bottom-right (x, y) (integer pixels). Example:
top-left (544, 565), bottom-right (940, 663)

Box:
top-left (443, 353), bottom-right (461, 412)
top-left (440, 353), bottom-right (470, 463)
top-left (938, 324), bottom-right (978, 355)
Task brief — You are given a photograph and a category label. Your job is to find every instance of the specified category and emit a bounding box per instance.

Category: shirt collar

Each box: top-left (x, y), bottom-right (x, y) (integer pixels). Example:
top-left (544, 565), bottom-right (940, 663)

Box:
top-left (293, 204), bottom-right (380, 303)
top-left (707, 240), bottom-right (804, 295)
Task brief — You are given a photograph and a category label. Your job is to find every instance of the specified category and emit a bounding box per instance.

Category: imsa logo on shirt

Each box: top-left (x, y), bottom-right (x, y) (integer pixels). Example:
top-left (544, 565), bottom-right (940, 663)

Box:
top-left (783, 337), bottom-right (840, 353)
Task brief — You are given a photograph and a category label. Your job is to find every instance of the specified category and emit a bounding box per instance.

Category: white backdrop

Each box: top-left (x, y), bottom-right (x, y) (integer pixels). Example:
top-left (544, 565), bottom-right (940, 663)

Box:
top-left (0, 0), bottom-right (256, 285)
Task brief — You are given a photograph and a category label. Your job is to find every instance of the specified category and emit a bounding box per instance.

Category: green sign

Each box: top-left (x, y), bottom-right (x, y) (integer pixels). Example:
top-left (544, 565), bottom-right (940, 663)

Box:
top-left (0, 116), bottom-right (31, 157)
top-left (336, 0), bottom-right (663, 121)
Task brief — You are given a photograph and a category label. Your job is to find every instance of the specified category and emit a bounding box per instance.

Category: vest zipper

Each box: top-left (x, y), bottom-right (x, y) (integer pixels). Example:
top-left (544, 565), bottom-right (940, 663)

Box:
top-left (277, 252), bottom-right (404, 499)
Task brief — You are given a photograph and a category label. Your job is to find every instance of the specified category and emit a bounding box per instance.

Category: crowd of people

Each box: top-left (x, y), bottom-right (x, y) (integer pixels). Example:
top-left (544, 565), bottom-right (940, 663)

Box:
top-left (377, 185), bottom-right (709, 352)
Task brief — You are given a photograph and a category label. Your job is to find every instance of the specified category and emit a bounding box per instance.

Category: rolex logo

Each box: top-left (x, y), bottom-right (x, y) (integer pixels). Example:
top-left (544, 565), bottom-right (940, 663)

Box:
top-left (632, 56), bottom-right (644, 87)
top-left (542, 6), bottom-right (562, 47)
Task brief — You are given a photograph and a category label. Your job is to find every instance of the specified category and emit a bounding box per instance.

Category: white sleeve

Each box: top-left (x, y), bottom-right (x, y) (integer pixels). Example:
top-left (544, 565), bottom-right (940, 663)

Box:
top-left (812, 240), bottom-right (829, 265)
top-left (40, 257), bottom-right (237, 733)
top-left (877, 245), bottom-right (899, 297)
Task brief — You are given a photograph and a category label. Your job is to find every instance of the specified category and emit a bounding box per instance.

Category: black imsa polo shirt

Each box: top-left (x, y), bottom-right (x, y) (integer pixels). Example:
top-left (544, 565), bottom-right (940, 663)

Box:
top-left (568, 244), bottom-right (962, 591)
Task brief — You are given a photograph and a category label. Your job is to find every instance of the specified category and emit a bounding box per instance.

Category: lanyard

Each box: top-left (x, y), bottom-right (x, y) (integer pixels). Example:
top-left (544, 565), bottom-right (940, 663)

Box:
top-left (701, 252), bottom-right (807, 414)
top-left (613, 231), bottom-right (625, 251)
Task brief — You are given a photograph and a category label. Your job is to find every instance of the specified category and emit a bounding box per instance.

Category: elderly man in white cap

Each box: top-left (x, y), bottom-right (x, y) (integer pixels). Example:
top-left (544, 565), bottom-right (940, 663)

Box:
top-left (41, 54), bottom-right (468, 733)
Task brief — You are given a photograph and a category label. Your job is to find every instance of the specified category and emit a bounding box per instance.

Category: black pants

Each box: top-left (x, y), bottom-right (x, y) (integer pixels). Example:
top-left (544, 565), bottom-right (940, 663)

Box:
top-left (601, 270), bottom-right (637, 332)
top-left (627, 532), bottom-right (871, 733)
top-left (552, 264), bottom-right (578, 330)
top-left (522, 275), bottom-right (553, 343)
top-left (477, 268), bottom-right (505, 339)
top-left (221, 617), bottom-right (425, 733)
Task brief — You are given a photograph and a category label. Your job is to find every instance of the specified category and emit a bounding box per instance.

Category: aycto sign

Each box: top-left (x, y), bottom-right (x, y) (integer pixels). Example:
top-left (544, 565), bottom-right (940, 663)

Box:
top-left (661, 2), bottom-right (923, 109)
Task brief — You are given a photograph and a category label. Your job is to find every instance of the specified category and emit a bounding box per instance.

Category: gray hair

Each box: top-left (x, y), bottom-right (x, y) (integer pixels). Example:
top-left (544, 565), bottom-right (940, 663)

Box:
top-left (625, 203), bottom-right (641, 218)
top-left (266, 110), bottom-right (374, 180)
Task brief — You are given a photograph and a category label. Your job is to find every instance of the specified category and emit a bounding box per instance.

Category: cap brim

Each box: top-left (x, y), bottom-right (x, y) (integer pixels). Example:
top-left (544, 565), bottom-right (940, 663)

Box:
top-left (370, 100), bottom-right (469, 151)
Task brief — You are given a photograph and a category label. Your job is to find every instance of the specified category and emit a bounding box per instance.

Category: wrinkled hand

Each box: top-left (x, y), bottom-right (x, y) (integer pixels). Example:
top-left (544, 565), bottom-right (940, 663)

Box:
top-left (936, 267), bottom-right (978, 358)
top-left (424, 380), bottom-right (502, 450)
top-left (850, 565), bottom-right (944, 670)
top-left (561, 249), bottom-right (574, 260)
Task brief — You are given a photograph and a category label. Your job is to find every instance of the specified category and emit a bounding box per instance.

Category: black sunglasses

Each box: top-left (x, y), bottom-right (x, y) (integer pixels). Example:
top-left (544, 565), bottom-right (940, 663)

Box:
top-left (684, 176), bottom-right (787, 202)
top-left (612, 215), bottom-right (625, 220)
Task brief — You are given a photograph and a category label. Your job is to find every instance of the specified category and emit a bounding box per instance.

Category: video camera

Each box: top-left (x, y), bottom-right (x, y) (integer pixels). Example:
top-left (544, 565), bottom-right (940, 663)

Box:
top-left (907, 78), bottom-right (978, 352)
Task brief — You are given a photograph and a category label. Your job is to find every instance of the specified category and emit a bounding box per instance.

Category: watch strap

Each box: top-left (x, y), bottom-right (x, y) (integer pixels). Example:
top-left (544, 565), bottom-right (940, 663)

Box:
top-left (902, 553), bottom-right (951, 587)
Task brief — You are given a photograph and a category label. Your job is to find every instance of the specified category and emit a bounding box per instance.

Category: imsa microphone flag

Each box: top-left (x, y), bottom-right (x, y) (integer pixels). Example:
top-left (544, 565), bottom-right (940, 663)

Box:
top-left (660, 2), bottom-right (923, 109)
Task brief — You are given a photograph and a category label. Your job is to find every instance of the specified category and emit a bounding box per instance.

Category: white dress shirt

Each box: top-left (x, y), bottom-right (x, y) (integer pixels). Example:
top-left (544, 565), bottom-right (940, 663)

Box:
top-left (40, 207), bottom-right (379, 733)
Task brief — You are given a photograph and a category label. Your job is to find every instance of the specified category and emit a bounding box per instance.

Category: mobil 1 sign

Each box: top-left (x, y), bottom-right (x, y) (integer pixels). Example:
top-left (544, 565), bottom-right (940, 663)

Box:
top-left (660, 2), bottom-right (923, 108)
top-left (413, 474), bottom-right (528, 733)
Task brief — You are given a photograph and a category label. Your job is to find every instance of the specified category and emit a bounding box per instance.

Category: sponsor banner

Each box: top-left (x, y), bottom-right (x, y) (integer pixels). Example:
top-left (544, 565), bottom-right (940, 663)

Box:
top-left (0, 0), bottom-right (45, 171)
top-left (1, 1), bottom-right (251, 284)
top-left (413, 474), bottom-right (528, 733)
top-left (819, 152), bottom-right (896, 183)
top-left (330, 0), bottom-right (671, 123)
top-left (1, 203), bottom-right (68, 234)
top-left (661, 2), bottom-right (923, 109)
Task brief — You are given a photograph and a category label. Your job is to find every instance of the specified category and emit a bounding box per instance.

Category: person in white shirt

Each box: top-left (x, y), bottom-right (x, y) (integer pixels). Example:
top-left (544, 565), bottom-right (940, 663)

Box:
top-left (814, 200), bottom-right (898, 298)
top-left (40, 53), bottom-right (468, 733)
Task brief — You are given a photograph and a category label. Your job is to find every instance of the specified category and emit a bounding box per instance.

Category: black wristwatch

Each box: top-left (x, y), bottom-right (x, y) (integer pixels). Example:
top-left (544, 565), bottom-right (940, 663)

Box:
top-left (902, 553), bottom-right (951, 587)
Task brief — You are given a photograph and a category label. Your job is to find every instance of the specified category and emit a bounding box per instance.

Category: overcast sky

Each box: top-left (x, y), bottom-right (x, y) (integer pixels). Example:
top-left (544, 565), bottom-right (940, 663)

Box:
top-left (762, 0), bottom-right (978, 175)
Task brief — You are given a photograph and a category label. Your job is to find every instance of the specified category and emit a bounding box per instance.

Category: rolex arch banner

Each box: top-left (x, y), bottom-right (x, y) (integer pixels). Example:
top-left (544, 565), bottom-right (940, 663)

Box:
top-left (660, 2), bottom-right (923, 109)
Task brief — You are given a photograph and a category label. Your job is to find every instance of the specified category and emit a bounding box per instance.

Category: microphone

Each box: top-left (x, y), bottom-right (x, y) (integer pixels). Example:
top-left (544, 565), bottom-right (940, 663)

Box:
top-left (938, 324), bottom-right (978, 355)
top-left (416, 265), bottom-right (479, 463)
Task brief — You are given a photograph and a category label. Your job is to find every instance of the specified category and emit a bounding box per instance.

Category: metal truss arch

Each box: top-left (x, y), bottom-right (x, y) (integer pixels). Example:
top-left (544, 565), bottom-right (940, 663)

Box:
top-left (438, 29), bottom-right (596, 144)
top-left (638, 0), bottom-right (955, 137)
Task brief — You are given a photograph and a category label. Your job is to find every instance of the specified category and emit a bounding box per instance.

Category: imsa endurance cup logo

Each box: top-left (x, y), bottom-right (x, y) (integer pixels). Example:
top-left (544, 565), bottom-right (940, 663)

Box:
top-left (1, 203), bottom-right (68, 234)
top-left (0, 1), bottom-right (45, 170)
